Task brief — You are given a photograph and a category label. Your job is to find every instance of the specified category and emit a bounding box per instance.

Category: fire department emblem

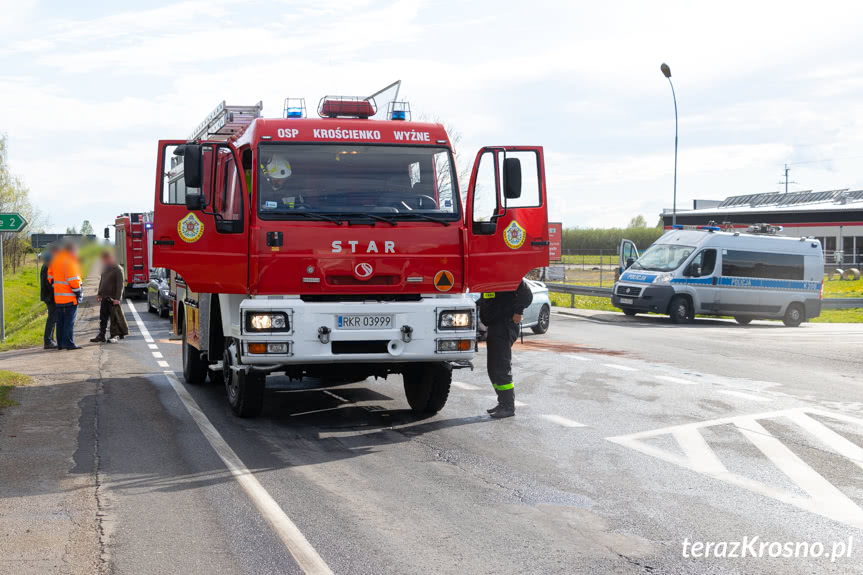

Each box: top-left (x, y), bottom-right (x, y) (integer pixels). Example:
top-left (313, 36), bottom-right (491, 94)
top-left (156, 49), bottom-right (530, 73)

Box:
top-left (502, 221), bottom-right (526, 249)
top-left (178, 213), bottom-right (204, 243)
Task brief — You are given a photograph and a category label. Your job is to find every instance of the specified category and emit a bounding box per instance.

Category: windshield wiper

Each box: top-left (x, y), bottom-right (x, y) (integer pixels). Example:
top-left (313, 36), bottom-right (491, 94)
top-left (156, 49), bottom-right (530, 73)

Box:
top-left (292, 212), bottom-right (343, 225)
top-left (396, 213), bottom-right (450, 226)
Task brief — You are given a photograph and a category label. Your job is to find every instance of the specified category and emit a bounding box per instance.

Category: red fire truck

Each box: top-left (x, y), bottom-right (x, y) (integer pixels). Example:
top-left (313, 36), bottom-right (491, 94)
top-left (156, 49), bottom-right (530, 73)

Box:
top-left (152, 94), bottom-right (549, 417)
top-left (112, 212), bottom-right (153, 298)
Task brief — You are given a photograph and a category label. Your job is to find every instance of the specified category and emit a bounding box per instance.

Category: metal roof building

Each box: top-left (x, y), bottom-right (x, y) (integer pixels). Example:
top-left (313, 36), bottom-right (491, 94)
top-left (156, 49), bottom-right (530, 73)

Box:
top-left (661, 189), bottom-right (863, 265)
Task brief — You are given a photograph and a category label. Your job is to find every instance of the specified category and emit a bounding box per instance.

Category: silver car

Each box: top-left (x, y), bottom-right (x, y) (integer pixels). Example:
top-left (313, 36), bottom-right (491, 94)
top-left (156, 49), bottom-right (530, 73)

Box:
top-left (471, 279), bottom-right (551, 339)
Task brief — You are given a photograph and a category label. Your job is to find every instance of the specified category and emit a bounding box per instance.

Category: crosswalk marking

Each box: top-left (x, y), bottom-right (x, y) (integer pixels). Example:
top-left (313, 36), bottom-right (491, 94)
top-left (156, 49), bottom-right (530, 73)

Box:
top-left (540, 414), bottom-right (586, 428)
top-left (718, 390), bottom-right (770, 402)
top-left (607, 408), bottom-right (863, 528)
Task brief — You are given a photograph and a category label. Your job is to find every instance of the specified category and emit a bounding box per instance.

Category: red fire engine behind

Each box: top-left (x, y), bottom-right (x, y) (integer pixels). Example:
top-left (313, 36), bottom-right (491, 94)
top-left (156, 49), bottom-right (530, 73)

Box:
top-left (113, 212), bottom-right (152, 298)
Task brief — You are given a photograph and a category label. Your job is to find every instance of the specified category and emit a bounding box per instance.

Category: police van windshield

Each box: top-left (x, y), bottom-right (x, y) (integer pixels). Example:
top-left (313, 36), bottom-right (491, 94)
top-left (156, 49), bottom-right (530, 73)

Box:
top-left (257, 144), bottom-right (460, 221)
top-left (630, 244), bottom-right (696, 272)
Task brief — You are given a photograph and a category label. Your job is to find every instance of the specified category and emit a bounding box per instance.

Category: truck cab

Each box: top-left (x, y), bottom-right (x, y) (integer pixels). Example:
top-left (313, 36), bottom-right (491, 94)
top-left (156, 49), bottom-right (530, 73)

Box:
top-left (152, 96), bottom-right (549, 417)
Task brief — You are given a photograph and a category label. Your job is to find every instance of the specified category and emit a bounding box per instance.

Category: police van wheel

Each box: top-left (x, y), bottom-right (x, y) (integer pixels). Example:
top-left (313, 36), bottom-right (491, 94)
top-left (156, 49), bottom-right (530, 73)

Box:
top-left (735, 316), bottom-right (753, 325)
top-left (669, 295), bottom-right (694, 324)
top-left (532, 305), bottom-right (550, 334)
top-left (182, 329), bottom-right (207, 385)
top-left (403, 363), bottom-right (452, 414)
top-left (783, 303), bottom-right (805, 327)
top-left (622, 308), bottom-right (638, 316)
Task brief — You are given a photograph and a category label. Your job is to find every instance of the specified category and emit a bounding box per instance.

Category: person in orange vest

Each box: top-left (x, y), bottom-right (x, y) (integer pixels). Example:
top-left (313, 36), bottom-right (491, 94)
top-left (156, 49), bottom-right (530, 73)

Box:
top-left (47, 241), bottom-right (83, 350)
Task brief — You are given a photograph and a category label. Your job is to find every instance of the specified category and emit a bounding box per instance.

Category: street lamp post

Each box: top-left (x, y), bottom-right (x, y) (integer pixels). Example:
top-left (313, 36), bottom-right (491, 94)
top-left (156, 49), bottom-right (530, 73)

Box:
top-left (661, 62), bottom-right (678, 227)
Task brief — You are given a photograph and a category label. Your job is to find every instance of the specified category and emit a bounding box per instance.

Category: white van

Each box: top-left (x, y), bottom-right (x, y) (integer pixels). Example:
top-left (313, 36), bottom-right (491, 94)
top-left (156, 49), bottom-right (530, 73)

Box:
top-left (612, 227), bottom-right (824, 326)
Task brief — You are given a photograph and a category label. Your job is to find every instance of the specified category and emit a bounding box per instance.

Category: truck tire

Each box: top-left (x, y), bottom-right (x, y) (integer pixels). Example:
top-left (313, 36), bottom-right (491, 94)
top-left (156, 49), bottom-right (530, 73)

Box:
top-left (783, 303), bottom-right (805, 327)
top-left (182, 329), bottom-right (207, 385)
top-left (668, 295), bottom-right (694, 324)
top-left (403, 363), bottom-right (452, 414)
top-left (622, 308), bottom-right (638, 316)
top-left (223, 340), bottom-right (264, 417)
top-left (531, 305), bottom-right (550, 334)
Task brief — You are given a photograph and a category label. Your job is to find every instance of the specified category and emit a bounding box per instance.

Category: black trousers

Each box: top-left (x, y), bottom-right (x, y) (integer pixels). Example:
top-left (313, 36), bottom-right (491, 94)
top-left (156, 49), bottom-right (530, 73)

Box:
top-left (44, 301), bottom-right (56, 345)
top-left (486, 320), bottom-right (519, 394)
top-left (98, 299), bottom-right (113, 337)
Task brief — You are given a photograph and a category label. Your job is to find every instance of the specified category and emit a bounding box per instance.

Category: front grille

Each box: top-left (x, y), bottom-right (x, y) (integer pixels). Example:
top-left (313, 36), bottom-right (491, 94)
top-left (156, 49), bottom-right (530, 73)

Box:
top-left (332, 340), bottom-right (389, 354)
top-left (326, 275), bottom-right (399, 286)
top-left (616, 285), bottom-right (642, 297)
top-left (301, 294), bottom-right (421, 303)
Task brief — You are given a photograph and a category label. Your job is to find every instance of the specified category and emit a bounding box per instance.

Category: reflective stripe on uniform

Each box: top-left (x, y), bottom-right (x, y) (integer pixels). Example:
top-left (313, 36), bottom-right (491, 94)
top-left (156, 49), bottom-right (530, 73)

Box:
top-left (493, 382), bottom-right (514, 391)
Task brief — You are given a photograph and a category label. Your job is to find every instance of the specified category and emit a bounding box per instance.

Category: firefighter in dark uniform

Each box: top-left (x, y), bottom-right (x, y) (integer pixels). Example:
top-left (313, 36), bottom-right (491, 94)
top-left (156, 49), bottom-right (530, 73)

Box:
top-left (480, 280), bottom-right (533, 418)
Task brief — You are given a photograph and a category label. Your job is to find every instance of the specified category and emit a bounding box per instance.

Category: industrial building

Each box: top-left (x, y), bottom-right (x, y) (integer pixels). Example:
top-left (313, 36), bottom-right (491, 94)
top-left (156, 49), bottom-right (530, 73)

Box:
top-left (662, 189), bottom-right (863, 265)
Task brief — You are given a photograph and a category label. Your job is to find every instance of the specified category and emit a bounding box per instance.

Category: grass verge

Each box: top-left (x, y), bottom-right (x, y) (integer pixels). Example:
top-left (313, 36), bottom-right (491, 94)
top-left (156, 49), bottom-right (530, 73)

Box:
top-left (0, 370), bottom-right (33, 408)
top-left (0, 243), bottom-right (102, 352)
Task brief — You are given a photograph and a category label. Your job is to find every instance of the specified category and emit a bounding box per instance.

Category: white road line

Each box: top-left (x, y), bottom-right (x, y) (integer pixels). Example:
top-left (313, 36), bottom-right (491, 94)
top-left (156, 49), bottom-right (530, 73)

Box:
top-left (152, 352), bottom-right (163, 359)
top-left (514, 400), bottom-right (528, 408)
top-left (163, 371), bottom-right (333, 575)
top-left (125, 298), bottom-right (154, 343)
top-left (540, 414), bottom-right (586, 428)
top-left (148, 344), bottom-right (158, 350)
top-left (321, 390), bottom-right (349, 403)
top-left (565, 354), bottom-right (592, 362)
top-left (451, 381), bottom-right (481, 391)
top-left (157, 360), bottom-right (170, 368)
top-left (602, 363), bottom-right (637, 372)
top-left (655, 375), bottom-right (697, 385)
top-left (718, 390), bottom-right (771, 402)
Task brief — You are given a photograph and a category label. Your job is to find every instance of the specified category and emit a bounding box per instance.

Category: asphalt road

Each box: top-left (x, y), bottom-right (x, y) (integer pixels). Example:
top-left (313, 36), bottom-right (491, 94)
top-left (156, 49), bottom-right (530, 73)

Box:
top-left (82, 302), bottom-right (863, 574)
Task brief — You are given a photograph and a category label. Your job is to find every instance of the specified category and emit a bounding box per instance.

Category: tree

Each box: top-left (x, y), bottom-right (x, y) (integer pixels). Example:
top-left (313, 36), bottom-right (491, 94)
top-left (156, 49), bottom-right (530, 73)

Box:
top-left (628, 215), bottom-right (647, 228)
top-left (80, 220), bottom-right (94, 236)
top-left (66, 226), bottom-right (78, 235)
top-left (0, 134), bottom-right (46, 272)
top-left (656, 215), bottom-right (665, 228)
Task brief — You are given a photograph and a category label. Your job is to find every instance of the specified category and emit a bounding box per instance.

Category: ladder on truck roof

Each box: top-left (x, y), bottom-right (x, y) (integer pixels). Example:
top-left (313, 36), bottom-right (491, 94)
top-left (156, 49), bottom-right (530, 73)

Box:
top-left (128, 213), bottom-right (152, 277)
top-left (188, 101), bottom-right (264, 141)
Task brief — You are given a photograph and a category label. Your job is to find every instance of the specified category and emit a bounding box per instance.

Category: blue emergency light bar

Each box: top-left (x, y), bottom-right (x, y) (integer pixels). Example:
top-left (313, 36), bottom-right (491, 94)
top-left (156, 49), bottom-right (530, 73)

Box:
top-left (387, 101), bottom-right (411, 121)
top-left (283, 97), bottom-right (307, 119)
top-left (144, 222), bottom-right (153, 230)
top-left (698, 225), bottom-right (720, 231)
top-left (672, 224), bottom-right (683, 229)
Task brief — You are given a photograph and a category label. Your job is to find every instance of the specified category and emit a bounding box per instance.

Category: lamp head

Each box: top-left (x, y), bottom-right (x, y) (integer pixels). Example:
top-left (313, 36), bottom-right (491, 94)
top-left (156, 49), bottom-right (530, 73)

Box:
top-left (660, 63), bottom-right (672, 78)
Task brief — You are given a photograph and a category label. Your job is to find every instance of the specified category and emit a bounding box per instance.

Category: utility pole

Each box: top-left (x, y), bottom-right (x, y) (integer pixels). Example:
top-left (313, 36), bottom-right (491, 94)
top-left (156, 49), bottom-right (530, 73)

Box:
top-left (778, 163), bottom-right (797, 194)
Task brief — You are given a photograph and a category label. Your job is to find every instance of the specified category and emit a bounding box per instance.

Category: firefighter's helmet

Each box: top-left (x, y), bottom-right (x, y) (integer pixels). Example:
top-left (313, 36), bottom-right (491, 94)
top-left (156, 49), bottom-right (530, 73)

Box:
top-left (261, 153), bottom-right (292, 188)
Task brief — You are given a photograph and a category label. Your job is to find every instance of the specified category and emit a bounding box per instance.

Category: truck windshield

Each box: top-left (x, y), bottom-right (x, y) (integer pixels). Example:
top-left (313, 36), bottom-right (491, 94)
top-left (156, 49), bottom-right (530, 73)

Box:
top-left (257, 144), bottom-right (460, 221)
top-left (630, 244), bottom-right (696, 272)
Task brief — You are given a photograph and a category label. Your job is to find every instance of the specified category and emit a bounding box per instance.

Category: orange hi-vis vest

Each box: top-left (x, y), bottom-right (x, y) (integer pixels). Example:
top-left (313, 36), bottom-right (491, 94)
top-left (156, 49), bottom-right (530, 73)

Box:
top-left (47, 250), bottom-right (82, 305)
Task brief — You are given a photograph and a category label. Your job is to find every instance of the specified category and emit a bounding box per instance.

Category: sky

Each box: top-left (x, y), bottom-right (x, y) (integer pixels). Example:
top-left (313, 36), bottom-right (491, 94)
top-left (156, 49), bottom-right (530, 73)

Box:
top-left (1, 0), bottom-right (863, 232)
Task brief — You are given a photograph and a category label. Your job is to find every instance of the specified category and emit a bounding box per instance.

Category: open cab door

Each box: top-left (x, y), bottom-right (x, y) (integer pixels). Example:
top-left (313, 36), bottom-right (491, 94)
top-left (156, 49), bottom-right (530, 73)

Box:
top-left (465, 146), bottom-right (549, 293)
top-left (619, 239), bottom-right (639, 276)
top-left (151, 140), bottom-right (249, 294)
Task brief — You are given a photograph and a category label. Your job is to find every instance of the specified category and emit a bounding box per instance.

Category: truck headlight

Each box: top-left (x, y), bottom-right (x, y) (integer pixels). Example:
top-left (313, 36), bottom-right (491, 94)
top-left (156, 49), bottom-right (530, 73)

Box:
top-left (245, 312), bottom-right (289, 332)
top-left (438, 310), bottom-right (473, 329)
top-left (652, 273), bottom-right (674, 285)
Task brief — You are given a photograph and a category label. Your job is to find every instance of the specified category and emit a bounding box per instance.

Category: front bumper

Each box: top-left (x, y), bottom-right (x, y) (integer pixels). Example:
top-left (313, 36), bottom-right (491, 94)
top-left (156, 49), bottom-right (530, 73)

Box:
top-left (237, 297), bottom-right (477, 365)
top-left (612, 284), bottom-right (675, 314)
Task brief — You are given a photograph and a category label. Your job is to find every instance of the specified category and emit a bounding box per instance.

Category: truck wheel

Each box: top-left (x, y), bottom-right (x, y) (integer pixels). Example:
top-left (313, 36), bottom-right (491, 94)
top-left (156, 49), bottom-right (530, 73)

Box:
top-left (182, 329), bottom-right (207, 385)
top-left (531, 305), bottom-right (550, 334)
top-left (403, 363), bottom-right (452, 414)
top-left (223, 340), bottom-right (264, 417)
top-left (783, 303), bottom-right (805, 327)
top-left (622, 308), bottom-right (638, 316)
top-left (668, 295), bottom-right (694, 324)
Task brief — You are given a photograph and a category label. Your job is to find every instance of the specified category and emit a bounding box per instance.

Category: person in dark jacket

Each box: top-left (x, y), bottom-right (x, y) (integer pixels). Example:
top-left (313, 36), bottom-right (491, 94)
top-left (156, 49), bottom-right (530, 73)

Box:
top-left (479, 279), bottom-right (533, 418)
top-left (40, 244), bottom-right (60, 350)
top-left (91, 250), bottom-right (127, 343)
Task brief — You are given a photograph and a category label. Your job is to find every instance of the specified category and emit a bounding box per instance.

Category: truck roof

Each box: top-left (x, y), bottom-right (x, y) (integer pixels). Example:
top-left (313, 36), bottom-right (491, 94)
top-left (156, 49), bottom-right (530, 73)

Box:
top-left (233, 118), bottom-right (452, 149)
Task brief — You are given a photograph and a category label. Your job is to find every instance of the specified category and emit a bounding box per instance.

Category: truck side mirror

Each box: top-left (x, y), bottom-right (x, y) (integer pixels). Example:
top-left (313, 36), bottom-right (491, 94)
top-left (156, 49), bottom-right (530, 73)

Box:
top-left (503, 157), bottom-right (522, 199)
top-left (183, 144), bottom-right (204, 189)
top-left (185, 193), bottom-right (205, 211)
top-left (104, 227), bottom-right (110, 239)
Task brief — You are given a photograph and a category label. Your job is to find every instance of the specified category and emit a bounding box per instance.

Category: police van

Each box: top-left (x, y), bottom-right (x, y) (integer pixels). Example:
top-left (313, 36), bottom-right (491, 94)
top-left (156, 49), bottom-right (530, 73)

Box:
top-left (612, 226), bottom-right (824, 326)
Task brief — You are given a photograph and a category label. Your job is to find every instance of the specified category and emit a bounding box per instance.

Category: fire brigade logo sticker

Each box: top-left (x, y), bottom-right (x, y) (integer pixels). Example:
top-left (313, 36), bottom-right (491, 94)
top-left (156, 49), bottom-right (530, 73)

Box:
top-left (178, 213), bottom-right (204, 243)
top-left (503, 221), bottom-right (526, 249)
top-left (434, 270), bottom-right (454, 292)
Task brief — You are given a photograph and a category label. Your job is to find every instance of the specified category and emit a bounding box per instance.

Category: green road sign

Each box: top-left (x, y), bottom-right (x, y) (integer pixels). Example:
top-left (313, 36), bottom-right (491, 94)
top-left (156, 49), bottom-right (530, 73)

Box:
top-left (0, 213), bottom-right (27, 232)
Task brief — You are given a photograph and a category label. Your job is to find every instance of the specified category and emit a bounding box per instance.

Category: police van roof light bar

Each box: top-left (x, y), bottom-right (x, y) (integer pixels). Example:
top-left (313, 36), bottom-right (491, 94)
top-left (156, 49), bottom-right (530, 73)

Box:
top-left (283, 98), bottom-right (307, 119)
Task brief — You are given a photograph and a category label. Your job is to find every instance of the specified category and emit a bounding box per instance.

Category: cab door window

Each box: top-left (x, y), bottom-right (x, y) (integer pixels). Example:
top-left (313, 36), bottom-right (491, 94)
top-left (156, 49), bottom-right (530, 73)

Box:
top-left (220, 151), bottom-right (243, 227)
top-left (471, 151), bottom-right (498, 228)
top-left (688, 249), bottom-right (717, 276)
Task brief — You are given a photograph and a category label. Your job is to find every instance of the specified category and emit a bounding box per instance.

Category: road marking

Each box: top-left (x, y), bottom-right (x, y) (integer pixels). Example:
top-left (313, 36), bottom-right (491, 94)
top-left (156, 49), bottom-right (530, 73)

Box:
top-left (157, 360), bottom-right (170, 368)
top-left (718, 390), bottom-right (770, 402)
top-left (602, 363), bottom-right (637, 372)
top-left (163, 371), bottom-right (333, 574)
top-left (148, 343), bottom-right (158, 350)
top-left (125, 299), bottom-right (154, 343)
top-left (607, 408), bottom-right (863, 529)
top-left (655, 375), bottom-right (697, 385)
top-left (152, 351), bottom-right (163, 359)
top-left (321, 390), bottom-right (349, 403)
top-left (514, 400), bottom-right (528, 408)
top-left (565, 354), bottom-right (592, 362)
top-left (540, 414), bottom-right (586, 428)
top-left (452, 381), bottom-right (481, 390)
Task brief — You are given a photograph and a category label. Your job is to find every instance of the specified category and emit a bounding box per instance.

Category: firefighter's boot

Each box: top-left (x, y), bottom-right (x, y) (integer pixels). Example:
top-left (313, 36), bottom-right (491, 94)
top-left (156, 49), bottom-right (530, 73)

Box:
top-left (487, 389), bottom-right (503, 414)
top-left (490, 388), bottom-right (515, 418)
